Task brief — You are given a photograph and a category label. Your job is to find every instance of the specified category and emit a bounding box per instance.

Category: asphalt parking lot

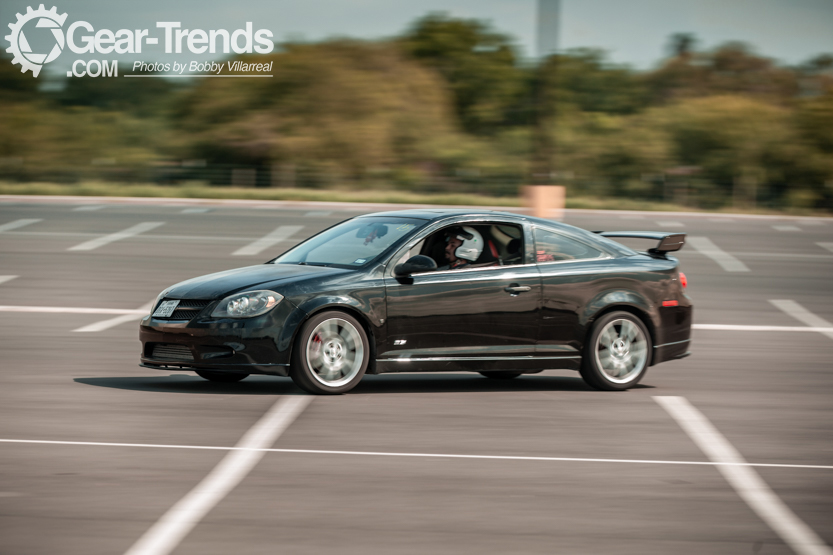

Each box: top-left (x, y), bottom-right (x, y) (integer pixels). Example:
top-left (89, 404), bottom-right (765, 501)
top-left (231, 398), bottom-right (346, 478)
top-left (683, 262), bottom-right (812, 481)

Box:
top-left (1, 197), bottom-right (831, 555)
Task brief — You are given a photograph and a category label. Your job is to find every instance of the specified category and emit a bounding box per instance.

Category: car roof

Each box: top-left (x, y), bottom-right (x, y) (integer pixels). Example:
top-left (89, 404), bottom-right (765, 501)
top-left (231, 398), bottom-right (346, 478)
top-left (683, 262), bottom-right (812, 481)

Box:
top-left (356, 208), bottom-right (506, 221)
top-left (356, 208), bottom-right (576, 232)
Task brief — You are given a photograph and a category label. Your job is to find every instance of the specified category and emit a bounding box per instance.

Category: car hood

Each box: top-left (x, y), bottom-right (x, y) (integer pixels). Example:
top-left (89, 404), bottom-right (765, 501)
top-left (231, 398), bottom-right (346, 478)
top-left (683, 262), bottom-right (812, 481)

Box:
top-left (163, 264), bottom-right (351, 300)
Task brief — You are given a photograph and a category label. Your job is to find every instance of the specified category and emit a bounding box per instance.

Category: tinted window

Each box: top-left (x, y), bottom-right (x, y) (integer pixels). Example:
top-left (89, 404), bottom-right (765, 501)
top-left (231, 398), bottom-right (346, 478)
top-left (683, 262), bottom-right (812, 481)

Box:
top-left (534, 228), bottom-right (605, 262)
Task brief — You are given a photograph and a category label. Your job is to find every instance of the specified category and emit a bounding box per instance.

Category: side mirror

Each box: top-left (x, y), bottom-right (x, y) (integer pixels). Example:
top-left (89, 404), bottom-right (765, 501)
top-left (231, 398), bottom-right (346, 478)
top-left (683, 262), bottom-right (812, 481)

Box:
top-left (394, 255), bottom-right (437, 277)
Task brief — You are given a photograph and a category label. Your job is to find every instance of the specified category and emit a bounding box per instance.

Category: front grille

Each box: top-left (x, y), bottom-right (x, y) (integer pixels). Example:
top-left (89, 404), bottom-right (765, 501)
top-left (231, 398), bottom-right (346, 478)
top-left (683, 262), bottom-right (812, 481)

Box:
top-left (151, 344), bottom-right (194, 361)
top-left (156, 299), bottom-right (212, 320)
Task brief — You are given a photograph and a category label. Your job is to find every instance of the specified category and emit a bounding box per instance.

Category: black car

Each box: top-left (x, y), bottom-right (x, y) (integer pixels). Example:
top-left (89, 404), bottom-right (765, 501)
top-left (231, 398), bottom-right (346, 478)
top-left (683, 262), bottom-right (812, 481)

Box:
top-left (140, 209), bottom-right (692, 394)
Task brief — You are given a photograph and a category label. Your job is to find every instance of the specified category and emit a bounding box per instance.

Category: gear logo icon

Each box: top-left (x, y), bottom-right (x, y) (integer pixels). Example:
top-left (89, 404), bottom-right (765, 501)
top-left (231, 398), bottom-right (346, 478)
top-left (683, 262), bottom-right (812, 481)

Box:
top-left (5, 4), bottom-right (68, 77)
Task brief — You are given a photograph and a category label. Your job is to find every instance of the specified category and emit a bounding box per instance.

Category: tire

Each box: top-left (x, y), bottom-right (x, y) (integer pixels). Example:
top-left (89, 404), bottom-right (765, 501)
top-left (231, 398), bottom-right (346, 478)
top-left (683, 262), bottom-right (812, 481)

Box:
top-left (290, 311), bottom-right (370, 395)
top-left (580, 311), bottom-right (651, 391)
top-left (194, 370), bottom-right (249, 383)
top-left (479, 371), bottom-right (522, 380)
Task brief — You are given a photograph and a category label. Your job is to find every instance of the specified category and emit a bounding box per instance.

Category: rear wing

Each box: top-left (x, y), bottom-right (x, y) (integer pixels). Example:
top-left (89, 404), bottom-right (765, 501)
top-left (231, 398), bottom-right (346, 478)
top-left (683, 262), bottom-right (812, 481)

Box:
top-left (593, 231), bottom-right (685, 257)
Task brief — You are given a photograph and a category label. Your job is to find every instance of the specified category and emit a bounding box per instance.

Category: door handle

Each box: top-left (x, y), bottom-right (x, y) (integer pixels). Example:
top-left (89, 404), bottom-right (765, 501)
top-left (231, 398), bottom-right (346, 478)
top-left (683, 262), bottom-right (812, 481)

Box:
top-left (504, 284), bottom-right (531, 295)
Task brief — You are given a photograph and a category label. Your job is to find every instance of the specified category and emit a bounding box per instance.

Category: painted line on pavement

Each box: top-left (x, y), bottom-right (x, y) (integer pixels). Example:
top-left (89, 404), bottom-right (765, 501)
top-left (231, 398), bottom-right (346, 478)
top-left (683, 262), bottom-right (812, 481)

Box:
top-left (123, 395), bottom-right (312, 555)
top-left (0, 276), bottom-right (18, 286)
top-left (655, 396), bottom-right (832, 555)
top-left (817, 243), bottom-right (833, 253)
top-left (4, 231), bottom-right (257, 242)
top-left (728, 252), bottom-right (833, 260)
top-left (693, 324), bottom-right (833, 333)
top-left (656, 220), bottom-right (684, 227)
top-left (687, 236), bottom-right (750, 272)
top-left (1, 437), bottom-right (831, 471)
top-left (68, 222), bottom-right (164, 251)
top-left (181, 207), bottom-right (210, 214)
top-left (73, 205), bottom-right (105, 211)
top-left (770, 300), bottom-right (833, 340)
top-left (773, 225), bottom-right (801, 232)
top-left (0, 219), bottom-right (42, 232)
top-left (233, 225), bottom-right (303, 256)
top-left (0, 306), bottom-right (146, 315)
top-left (73, 301), bottom-right (154, 333)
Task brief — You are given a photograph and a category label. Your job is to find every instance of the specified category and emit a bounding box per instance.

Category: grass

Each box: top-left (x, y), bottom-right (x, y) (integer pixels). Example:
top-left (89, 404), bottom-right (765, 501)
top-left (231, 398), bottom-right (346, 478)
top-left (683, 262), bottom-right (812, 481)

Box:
top-left (0, 181), bottom-right (829, 216)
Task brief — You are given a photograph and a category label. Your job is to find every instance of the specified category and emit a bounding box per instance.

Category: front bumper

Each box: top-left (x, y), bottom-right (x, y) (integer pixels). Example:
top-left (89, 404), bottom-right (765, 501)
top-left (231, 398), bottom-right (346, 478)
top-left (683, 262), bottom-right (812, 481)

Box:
top-left (139, 301), bottom-right (299, 376)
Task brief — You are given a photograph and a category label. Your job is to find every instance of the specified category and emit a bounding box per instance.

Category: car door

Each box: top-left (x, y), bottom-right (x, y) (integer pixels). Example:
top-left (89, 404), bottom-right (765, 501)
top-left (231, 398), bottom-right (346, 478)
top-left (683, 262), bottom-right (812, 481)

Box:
top-left (533, 225), bottom-right (619, 356)
top-left (381, 220), bottom-right (541, 362)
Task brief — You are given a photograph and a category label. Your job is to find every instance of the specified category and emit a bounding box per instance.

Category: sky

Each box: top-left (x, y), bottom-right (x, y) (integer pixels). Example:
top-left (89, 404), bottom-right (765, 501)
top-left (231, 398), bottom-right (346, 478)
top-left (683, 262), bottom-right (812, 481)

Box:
top-left (2, 0), bottom-right (832, 78)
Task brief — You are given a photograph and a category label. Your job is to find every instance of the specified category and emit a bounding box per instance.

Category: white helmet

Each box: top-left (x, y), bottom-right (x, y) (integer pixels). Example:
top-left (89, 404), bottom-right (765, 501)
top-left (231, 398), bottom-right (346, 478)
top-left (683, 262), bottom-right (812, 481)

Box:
top-left (451, 226), bottom-right (483, 262)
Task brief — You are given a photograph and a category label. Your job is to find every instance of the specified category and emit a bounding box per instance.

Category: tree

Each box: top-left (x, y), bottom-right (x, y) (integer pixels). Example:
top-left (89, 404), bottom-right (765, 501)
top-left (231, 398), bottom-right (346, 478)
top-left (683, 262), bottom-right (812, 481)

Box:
top-left (400, 13), bottom-right (524, 134)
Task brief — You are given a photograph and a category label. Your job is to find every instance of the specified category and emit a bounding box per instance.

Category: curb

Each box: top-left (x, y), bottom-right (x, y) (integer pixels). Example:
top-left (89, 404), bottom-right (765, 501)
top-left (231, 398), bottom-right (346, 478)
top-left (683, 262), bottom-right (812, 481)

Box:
top-left (1, 194), bottom-right (831, 221)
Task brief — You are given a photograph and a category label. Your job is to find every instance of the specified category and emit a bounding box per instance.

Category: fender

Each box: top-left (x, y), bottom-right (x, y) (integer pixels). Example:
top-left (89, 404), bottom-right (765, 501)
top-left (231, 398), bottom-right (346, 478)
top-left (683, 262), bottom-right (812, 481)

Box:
top-left (277, 295), bottom-right (382, 358)
top-left (581, 289), bottom-right (659, 342)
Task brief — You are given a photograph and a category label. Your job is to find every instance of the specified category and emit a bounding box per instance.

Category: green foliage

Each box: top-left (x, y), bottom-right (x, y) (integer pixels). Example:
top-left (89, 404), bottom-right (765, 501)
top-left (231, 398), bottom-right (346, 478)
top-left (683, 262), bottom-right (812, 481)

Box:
top-left (174, 40), bottom-right (466, 181)
top-left (1, 18), bottom-right (832, 212)
top-left (543, 49), bottom-right (647, 114)
top-left (400, 13), bottom-right (525, 134)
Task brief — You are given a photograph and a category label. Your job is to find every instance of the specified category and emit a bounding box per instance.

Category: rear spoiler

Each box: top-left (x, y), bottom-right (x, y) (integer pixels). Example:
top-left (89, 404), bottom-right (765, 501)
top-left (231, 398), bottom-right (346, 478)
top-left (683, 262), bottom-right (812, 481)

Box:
top-left (592, 231), bottom-right (685, 256)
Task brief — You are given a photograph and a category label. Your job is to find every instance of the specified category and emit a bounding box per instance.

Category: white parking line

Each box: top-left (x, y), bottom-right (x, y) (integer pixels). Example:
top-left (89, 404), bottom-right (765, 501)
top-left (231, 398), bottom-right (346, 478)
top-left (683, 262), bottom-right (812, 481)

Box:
top-left (0, 276), bottom-right (17, 286)
top-left (73, 205), bottom-right (105, 211)
top-left (2, 438), bottom-right (832, 470)
top-left (73, 301), bottom-right (154, 333)
top-left (769, 300), bottom-right (833, 340)
top-left (773, 225), bottom-right (802, 232)
top-left (817, 243), bottom-right (833, 253)
top-left (693, 324), bottom-right (833, 333)
top-left (232, 225), bottom-right (303, 256)
top-left (124, 395), bottom-right (312, 555)
top-left (68, 222), bottom-right (164, 251)
top-left (0, 218), bottom-right (41, 232)
top-left (181, 208), bottom-right (210, 214)
top-left (687, 236), bottom-right (750, 272)
top-left (655, 396), bottom-right (833, 555)
top-left (0, 306), bottom-right (147, 315)
top-left (656, 221), bottom-right (684, 227)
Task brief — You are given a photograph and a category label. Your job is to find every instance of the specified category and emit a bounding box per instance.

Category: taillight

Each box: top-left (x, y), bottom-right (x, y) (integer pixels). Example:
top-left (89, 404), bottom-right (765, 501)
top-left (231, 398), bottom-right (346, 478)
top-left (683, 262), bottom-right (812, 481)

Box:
top-left (679, 271), bottom-right (687, 289)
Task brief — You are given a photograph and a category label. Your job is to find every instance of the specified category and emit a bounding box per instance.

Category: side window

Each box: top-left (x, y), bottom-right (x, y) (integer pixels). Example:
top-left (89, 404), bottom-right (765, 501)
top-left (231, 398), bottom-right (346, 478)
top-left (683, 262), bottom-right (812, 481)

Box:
top-left (534, 228), bottom-right (605, 262)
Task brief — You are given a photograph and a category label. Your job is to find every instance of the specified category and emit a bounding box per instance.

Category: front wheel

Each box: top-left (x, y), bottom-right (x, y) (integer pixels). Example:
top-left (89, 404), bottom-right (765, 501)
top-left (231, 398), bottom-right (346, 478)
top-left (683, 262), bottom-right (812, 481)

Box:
top-left (580, 311), bottom-right (651, 391)
top-left (290, 311), bottom-right (370, 394)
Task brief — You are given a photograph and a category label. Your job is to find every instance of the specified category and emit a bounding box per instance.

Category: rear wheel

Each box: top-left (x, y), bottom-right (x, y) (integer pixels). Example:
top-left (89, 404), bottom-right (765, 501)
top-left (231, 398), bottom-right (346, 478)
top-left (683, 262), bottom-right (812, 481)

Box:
top-left (479, 371), bottom-right (522, 380)
top-left (580, 311), bottom-right (651, 391)
top-left (290, 311), bottom-right (369, 395)
top-left (194, 370), bottom-right (249, 383)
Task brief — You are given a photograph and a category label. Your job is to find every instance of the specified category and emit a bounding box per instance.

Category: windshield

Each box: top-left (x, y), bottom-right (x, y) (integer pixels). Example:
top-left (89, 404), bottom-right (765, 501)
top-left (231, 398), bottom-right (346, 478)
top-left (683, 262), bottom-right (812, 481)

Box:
top-left (272, 217), bottom-right (425, 269)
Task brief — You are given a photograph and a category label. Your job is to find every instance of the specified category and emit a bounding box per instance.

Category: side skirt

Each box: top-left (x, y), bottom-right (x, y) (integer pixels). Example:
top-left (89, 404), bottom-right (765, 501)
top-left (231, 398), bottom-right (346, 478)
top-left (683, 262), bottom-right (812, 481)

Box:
top-left (374, 355), bottom-right (581, 374)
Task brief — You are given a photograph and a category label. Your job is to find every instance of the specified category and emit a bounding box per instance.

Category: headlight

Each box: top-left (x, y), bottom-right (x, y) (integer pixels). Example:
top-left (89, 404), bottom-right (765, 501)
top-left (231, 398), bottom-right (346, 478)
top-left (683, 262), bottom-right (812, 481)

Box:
top-left (211, 290), bottom-right (283, 318)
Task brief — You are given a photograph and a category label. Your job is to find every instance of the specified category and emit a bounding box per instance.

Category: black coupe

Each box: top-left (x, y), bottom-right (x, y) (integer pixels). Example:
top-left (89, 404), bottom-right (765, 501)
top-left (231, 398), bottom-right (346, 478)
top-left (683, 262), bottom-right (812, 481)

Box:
top-left (140, 209), bottom-right (692, 394)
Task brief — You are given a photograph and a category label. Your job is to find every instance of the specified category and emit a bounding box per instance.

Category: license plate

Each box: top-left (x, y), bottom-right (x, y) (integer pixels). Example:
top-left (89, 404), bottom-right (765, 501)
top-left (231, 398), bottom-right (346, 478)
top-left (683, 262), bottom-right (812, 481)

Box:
top-left (152, 300), bottom-right (180, 318)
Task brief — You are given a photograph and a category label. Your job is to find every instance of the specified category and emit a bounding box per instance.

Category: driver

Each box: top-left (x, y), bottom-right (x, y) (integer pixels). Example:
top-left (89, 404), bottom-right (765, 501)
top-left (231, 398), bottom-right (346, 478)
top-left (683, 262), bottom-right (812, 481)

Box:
top-left (437, 226), bottom-right (483, 270)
